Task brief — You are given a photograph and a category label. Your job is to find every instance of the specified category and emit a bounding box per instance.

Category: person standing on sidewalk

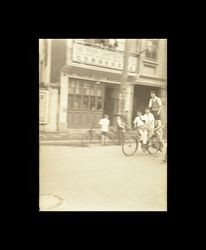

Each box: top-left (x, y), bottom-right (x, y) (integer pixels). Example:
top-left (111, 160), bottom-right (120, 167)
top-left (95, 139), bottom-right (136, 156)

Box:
top-left (148, 90), bottom-right (162, 120)
top-left (116, 115), bottom-right (126, 145)
top-left (99, 114), bottom-right (110, 145)
top-left (154, 118), bottom-right (164, 152)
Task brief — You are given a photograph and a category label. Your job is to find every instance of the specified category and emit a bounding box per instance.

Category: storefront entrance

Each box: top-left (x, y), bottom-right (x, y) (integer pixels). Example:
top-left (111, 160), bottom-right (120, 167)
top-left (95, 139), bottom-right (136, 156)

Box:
top-left (66, 78), bottom-right (120, 128)
top-left (67, 78), bottom-right (104, 128)
top-left (132, 85), bottom-right (160, 121)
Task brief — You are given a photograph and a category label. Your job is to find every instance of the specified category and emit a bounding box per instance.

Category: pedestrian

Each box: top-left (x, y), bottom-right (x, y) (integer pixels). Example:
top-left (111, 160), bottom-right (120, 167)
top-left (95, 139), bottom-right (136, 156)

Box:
top-left (162, 147), bottom-right (167, 163)
top-left (143, 107), bottom-right (155, 142)
top-left (154, 118), bottom-right (164, 152)
top-left (133, 110), bottom-right (147, 152)
top-left (148, 90), bottom-right (162, 120)
top-left (116, 115), bottom-right (125, 145)
top-left (99, 114), bottom-right (110, 145)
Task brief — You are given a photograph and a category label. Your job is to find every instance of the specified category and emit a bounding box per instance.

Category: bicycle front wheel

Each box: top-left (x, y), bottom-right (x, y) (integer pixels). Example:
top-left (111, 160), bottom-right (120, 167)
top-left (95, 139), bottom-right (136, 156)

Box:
top-left (122, 136), bottom-right (138, 156)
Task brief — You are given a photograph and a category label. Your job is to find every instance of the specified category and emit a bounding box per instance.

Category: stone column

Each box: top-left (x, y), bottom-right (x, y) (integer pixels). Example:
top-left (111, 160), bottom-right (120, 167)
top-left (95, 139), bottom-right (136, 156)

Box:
top-left (160, 87), bottom-right (167, 127)
top-left (125, 82), bottom-right (134, 129)
top-left (45, 87), bottom-right (58, 132)
top-left (45, 39), bottom-right (52, 84)
top-left (58, 73), bottom-right (69, 131)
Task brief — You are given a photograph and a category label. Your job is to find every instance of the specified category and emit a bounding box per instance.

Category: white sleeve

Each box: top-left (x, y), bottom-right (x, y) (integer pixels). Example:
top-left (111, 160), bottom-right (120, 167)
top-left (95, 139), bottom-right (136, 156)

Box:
top-left (99, 120), bottom-right (102, 125)
top-left (149, 99), bottom-right (152, 108)
top-left (151, 114), bottom-right (155, 121)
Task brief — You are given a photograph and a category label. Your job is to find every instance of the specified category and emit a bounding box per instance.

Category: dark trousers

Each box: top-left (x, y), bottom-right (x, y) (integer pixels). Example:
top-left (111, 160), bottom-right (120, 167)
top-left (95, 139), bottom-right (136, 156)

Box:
top-left (117, 129), bottom-right (125, 145)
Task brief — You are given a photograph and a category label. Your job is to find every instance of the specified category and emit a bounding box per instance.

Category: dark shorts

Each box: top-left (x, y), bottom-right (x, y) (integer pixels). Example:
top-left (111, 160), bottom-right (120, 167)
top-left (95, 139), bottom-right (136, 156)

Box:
top-left (151, 110), bottom-right (160, 120)
top-left (101, 131), bottom-right (108, 136)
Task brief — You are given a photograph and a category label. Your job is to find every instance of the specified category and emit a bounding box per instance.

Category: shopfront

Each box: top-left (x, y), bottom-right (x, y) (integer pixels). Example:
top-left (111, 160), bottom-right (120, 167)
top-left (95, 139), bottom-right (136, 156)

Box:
top-left (66, 78), bottom-right (119, 128)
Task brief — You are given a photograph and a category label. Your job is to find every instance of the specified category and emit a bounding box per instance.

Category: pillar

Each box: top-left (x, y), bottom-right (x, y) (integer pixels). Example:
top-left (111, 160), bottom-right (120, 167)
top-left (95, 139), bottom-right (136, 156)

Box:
top-left (160, 87), bottom-right (167, 127)
top-left (125, 82), bottom-right (134, 129)
top-left (45, 39), bottom-right (52, 84)
top-left (58, 73), bottom-right (69, 131)
top-left (45, 88), bottom-right (58, 132)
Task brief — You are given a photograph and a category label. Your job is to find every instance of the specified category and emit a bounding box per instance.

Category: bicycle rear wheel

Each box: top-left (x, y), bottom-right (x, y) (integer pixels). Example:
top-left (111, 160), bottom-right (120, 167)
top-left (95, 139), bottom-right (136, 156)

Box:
top-left (122, 136), bottom-right (138, 156)
top-left (147, 136), bottom-right (159, 154)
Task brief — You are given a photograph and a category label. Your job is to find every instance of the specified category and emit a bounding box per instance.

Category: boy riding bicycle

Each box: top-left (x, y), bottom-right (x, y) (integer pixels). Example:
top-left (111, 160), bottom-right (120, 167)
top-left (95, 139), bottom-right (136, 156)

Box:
top-left (133, 111), bottom-right (147, 152)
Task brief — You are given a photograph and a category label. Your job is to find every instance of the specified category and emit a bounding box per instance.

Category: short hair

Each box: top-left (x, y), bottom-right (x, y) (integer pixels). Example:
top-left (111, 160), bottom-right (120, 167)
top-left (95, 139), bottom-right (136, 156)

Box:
top-left (145, 107), bottom-right (150, 111)
top-left (150, 90), bottom-right (156, 95)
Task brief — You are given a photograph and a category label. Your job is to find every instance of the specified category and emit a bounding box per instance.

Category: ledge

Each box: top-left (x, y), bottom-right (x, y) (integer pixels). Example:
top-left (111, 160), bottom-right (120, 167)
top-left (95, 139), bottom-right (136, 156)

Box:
top-left (143, 59), bottom-right (159, 67)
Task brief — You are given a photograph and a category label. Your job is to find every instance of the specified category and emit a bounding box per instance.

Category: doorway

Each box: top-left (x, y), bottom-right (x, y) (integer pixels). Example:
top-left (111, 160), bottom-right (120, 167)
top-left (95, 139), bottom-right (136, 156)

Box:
top-left (104, 87), bottom-right (119, 125)
top-left (132, 85), bottom-right (160, 121)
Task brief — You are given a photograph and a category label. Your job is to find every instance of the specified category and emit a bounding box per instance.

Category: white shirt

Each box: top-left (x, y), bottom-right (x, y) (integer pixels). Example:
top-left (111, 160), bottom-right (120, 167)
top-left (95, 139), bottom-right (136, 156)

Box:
top-left (143, 113), bottom-right (155, 129)
top-left (149, 96), bottom-right (162, 108)
top-left (133, 116), bottom-right (145, 127)
top-left (99, 118), bottom-right (110, 132)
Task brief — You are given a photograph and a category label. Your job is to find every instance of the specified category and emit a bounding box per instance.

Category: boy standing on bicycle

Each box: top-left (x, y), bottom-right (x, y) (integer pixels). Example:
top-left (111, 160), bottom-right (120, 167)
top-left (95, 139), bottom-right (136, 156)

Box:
top-left (133, 111), bottom-right (147, 151)
top-left (99, 114), bottom-right (110, 145)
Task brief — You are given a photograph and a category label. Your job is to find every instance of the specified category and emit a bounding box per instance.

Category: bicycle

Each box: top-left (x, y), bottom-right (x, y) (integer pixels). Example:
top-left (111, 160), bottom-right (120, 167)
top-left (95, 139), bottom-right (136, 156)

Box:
top-left (81, 124), bottom-right (119, 146)
top-left (122, 131), bottom-right (161, 156)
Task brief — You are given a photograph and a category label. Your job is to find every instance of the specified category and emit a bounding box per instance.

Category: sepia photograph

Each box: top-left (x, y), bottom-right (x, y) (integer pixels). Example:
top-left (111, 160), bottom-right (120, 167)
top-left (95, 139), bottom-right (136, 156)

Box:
top-left (39, 39), bottom-right (167, 211)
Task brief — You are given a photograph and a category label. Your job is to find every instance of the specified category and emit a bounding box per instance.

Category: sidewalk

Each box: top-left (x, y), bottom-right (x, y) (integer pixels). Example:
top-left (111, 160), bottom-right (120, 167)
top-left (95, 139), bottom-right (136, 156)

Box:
top-left (40, 131), bottom-right (167, 147)
top-left (39, 130), bottom-right (136, 146)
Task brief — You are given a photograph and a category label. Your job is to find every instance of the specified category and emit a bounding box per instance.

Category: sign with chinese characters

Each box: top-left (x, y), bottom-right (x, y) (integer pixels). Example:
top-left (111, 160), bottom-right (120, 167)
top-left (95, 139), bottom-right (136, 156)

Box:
top-left (72, 44), bottom-right (137, 73)
top-left (40, 90), bottom-right (49, 124)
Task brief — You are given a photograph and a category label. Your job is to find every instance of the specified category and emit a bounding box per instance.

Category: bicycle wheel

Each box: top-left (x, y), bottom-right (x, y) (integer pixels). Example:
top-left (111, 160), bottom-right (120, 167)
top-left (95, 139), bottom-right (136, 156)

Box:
top-left (147, 136), bottom-right (159, 154)
top-left (108, 131), bottom-right (119, 145)
top-left (122, 136), bottom-right (138, 156)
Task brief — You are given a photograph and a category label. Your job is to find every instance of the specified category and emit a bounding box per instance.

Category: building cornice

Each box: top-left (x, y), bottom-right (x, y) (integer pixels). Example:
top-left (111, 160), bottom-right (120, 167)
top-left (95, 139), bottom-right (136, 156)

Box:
top-left (139, 74), bottom-right (167, 81)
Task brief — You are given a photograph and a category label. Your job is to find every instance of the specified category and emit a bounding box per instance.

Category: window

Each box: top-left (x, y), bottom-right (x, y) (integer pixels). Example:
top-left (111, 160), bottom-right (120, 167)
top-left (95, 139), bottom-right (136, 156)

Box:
top-left (68, 79), bottom-right (104, 112)
top-left (97, 97), bottom-right (103, 111)
top-left (90, 96), bottom-right (96, 110)
top-left (83, 95), bottom-right (89, 109)
top-left (145, 40), bottom-right (158, 60)
top-left (68, 94), bottom-right (74, 109)
top-left (74, 95), bottom-right (81, 109)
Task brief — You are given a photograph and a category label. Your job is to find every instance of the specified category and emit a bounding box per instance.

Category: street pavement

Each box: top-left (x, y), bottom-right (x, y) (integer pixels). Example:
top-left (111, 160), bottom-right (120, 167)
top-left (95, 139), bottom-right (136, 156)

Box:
top-left (39, 144), bottom-right (167, 211)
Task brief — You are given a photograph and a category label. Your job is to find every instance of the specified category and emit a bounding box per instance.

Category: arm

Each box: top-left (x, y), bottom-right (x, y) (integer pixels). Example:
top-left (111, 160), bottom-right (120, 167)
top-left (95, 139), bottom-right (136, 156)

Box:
top-left (133, 117), bottom-right (137, 128)
top-left (157, 98), bottom-right (162, 114)
top-left (148, 98), bottom-right (152, 108)
top-left (117, 119), bottom-right (125, 129)
top-left (154, 120), bottom-right (162, 131)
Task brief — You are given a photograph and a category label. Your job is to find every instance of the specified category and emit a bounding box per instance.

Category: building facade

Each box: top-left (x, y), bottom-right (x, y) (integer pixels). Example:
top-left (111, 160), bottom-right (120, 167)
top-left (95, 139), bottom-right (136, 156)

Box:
top-left (39, 39), bottom-right (167, 132)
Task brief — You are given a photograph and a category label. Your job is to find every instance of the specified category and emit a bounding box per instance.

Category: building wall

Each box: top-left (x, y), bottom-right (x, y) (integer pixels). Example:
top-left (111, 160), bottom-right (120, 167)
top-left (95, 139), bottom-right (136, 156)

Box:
top-left (50, 39), bottom-right (67, 83)
top-left (136, 39), bottom-right (167, 126)
top-left (39, 39), bottom-right (167, 131)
